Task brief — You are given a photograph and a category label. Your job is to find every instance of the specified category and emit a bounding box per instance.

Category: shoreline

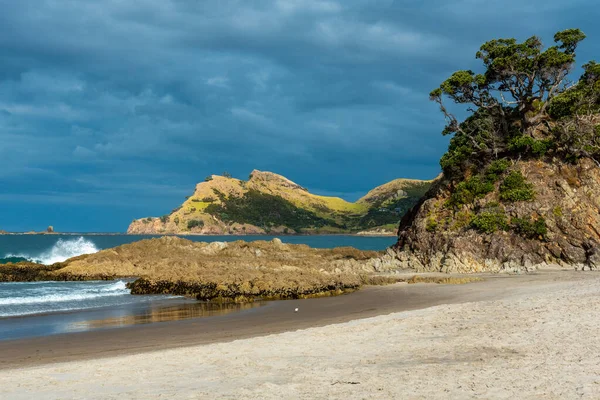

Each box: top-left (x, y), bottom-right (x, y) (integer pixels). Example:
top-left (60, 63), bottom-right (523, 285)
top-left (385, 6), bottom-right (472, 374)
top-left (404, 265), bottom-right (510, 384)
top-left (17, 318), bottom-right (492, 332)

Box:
top-left (0, 270), bottom-right (589, 370)
top-left (2, 270), bottom-right (598, 399)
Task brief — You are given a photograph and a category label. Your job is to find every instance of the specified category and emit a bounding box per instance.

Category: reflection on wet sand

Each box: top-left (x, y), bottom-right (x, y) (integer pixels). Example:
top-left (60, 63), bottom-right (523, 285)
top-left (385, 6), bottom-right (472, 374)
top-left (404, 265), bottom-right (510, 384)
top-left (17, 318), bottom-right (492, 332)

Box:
top-left (66, 301), bottom-right (268, 332)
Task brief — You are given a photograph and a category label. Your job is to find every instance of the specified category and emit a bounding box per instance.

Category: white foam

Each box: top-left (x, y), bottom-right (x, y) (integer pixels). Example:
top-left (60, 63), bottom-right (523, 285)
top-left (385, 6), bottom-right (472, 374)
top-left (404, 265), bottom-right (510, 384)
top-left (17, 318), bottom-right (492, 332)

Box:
top-left (4, 237), bottom-right (100, 265)
top-left (0, 281), bottom-right (130, 306)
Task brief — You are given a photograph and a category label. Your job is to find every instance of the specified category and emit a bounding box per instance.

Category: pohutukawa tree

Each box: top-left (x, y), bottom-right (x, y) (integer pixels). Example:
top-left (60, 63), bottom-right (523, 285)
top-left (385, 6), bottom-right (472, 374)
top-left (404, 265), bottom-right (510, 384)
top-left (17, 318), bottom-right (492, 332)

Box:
top-left (430, 29), bottom-right (599, 176)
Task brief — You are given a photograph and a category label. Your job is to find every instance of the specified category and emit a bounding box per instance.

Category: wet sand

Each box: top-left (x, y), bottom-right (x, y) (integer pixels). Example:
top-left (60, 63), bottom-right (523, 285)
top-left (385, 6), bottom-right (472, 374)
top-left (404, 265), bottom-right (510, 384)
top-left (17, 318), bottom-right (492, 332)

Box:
top-left (0, 270), bottom-right (584, 370)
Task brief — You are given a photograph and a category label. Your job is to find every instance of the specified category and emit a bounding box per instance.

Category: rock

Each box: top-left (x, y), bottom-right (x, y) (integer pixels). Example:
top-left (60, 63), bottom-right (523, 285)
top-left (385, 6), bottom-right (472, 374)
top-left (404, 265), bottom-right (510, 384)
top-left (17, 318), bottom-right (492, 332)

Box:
top-left (4, 237), bottom-right (384, 302)
top-left (47, 226), bottom-right (54, 233)
top-left (392, 159), bottom-right (600, 273)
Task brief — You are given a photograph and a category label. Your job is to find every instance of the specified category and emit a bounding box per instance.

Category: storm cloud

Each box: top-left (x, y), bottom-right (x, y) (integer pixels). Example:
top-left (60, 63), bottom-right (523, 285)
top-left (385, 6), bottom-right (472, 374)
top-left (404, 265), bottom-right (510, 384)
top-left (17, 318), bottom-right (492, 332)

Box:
top-left (1, 0), bottom-right (598, 231)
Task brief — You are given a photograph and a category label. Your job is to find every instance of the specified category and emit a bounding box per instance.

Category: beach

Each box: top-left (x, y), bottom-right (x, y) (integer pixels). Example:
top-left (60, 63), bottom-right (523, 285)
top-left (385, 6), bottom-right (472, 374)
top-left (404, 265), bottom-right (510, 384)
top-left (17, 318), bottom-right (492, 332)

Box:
top-left (2, 271), bottom-right (599, 399)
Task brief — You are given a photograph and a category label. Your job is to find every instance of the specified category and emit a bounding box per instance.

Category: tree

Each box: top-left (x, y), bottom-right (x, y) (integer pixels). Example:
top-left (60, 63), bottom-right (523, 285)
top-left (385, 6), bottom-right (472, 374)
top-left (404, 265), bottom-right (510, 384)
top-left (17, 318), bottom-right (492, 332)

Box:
top-left (430, 29), bottom-right (589, 176)
top-left (551, 61), bottom-right (600, 166)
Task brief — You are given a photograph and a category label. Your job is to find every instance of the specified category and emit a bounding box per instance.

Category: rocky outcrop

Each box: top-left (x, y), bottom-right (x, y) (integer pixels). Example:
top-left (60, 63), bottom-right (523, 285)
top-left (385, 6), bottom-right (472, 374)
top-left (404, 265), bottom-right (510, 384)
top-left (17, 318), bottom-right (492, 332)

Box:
top-left (2, 237), bottom-right (405, 302)
top-left (391, 159), bottom-right (600, 273)
top-left (0, 262), bottom-right (115, 282)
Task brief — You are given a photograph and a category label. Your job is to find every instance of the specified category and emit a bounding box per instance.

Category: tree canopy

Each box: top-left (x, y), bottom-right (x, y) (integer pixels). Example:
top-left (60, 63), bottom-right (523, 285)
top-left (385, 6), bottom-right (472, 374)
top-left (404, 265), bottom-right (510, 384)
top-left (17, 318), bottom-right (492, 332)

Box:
top-left (431, 29), bottom-right (600, 176)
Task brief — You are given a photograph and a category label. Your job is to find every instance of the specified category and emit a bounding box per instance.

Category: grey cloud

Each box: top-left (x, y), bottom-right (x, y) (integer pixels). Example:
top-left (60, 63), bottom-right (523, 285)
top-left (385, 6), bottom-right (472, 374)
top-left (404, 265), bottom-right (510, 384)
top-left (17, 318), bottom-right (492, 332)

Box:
top-left (0, 0), bottom-right (598, 230)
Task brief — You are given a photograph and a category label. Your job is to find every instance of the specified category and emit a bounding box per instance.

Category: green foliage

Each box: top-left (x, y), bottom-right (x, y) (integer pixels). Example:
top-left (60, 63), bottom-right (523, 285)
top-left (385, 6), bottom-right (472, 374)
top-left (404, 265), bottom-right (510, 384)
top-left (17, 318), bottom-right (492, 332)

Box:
top-left (426, 218), bottom-right (438, 233)
top-left (451, 210), bottom-right (473, 230)
top-left (438, 110), bottom-right (502, 176)
top-left (511, 217), bottom-right (548, 239)
top-left (204, 176), bottom-right (213, 182)
top-left (470, 210), bottom-right (509, 233)
top-left (447, 161), bottom-right (509, 207)
top-left (553, 206), bottom-right (563, 217)
top-left (508, 136), bottom-right (554, 156)
top-left (431, 29), bottom-right (594, 180)
top-left (486, 159), bottom-right (510, 176)
top-left (160, 215), bottom-right (169, 224)
top-left (222, 172), bottom-right (232, 178)
top-left (174, 217), bottom-right (180, 225)
top-left (447, 158), bottom-right (511, 208)
top-left (499, 171), bottom-right (535, 202)
top-left (187, 220), bottom-right (204, 230)
top-left (548, 61), bottom-right (600, 161)
top-left (205, 189), bottom-right (339, 231)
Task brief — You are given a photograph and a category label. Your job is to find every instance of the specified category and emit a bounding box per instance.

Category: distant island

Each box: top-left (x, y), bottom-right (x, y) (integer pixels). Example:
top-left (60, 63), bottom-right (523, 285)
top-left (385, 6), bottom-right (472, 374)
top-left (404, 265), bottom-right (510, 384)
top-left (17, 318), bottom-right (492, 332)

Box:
top-left (0, 227), bottom-right (56, 235)
top-left (128, 170), bottom-right (433, 235)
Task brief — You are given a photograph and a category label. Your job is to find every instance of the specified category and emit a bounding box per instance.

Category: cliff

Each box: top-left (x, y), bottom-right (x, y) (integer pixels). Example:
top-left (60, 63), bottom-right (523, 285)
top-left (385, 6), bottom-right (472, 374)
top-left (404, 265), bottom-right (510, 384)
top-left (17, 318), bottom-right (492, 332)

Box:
top-left (387, 29), bottom-right (600, 273)
top-left (392, 158), bottom-right (600, 273)
top-left (127, 170), bottom-right (432, 235)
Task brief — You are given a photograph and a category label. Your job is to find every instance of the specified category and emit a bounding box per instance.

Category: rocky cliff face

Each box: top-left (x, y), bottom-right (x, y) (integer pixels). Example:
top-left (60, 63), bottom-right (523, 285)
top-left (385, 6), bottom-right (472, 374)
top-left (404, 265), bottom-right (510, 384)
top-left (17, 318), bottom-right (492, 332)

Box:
top-left (128, 170), bottom-right (432, 235)
top-left (392, 158), bottom-right (600, 273)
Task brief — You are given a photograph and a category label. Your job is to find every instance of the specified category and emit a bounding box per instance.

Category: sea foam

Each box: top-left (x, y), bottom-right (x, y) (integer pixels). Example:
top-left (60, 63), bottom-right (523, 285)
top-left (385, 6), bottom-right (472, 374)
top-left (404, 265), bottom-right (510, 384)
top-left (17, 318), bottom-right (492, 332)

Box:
top-left (4, 236), bottom-right (100, 265)
top-left (0, 281), bottom-right (130, 307)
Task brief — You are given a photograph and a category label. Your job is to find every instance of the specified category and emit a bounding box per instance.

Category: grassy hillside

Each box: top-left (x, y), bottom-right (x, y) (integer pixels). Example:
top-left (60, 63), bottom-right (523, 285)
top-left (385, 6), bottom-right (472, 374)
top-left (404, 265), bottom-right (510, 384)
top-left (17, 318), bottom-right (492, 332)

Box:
top-left (128, 170), bottom-right (434, 235)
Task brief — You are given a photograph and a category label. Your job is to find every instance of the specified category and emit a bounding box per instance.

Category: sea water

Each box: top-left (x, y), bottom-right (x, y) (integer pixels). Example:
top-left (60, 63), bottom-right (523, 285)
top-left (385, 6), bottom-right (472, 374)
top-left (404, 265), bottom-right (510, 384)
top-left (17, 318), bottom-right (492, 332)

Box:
top-left (0, 234), bottom-right (395, 338)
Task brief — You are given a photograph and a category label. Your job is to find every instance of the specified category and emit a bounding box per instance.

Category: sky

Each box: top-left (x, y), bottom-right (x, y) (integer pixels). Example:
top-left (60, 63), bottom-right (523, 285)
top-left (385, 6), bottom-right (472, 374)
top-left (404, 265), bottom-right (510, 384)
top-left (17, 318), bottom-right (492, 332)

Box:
top-left (0, 0), bottom-right (598, 232)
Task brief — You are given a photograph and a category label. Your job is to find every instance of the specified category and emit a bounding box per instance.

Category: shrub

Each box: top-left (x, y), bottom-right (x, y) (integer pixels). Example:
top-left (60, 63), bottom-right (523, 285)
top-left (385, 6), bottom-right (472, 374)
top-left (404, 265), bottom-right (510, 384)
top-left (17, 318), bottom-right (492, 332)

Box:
top-left (470, 210), bottom-right (509, 233)
top-left (222, 171), bottom-right (232, 178)
top-left (451, 210), bottom-right (472, 230)
top-left (512, 217), bottom-right (548, 239)
top-left (187, 220), bottom-right (204, 229)
top-left (553, 206), bottom-right (563, 217)
top-left (499, 171), bottom-right (535, 202)
top-left (204, 176), bottom-right (213, 182)
top-left (484, 159), bottom-right (510, 182)
top-left (426, 218), bottom-right (438, 232)
top-left (160, 215), bottom-right (169, 224)
top-left (174, 217), bottom-right (180, 225)
top-left (508, 136), bottom-right (553, 157)
top-left (448, 176), bottom-right (495, 207)
top-left (201, 197), bottom-right (215, 203)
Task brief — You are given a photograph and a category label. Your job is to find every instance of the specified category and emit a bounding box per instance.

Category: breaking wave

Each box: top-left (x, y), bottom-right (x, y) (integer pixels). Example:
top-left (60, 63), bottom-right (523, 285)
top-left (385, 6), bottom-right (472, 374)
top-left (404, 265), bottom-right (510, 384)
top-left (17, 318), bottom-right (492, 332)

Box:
top-left (3, 237), bottom-right (99, 265)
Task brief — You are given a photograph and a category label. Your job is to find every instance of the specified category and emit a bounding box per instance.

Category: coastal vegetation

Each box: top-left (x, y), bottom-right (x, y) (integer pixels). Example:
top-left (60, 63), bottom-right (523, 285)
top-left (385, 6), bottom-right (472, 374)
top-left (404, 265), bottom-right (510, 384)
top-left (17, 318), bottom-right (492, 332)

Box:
top-left (394, 28), bottom-right (600, 272)
top-left (428, 28), bottom-right (598, 237)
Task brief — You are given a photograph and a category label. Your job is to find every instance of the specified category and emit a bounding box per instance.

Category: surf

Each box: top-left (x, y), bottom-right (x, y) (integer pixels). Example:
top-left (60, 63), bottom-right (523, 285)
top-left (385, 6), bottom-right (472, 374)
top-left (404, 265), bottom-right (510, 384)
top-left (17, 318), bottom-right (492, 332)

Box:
top-left (3, 237), bottom-right (99, 265)
top-left (0, 280), bottom-right (132, 317)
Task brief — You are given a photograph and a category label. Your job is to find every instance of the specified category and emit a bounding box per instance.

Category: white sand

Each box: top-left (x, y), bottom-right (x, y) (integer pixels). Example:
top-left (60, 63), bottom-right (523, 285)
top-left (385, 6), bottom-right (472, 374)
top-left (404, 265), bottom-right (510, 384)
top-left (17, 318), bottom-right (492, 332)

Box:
top-left (2, 274), bottom-right (600, 399)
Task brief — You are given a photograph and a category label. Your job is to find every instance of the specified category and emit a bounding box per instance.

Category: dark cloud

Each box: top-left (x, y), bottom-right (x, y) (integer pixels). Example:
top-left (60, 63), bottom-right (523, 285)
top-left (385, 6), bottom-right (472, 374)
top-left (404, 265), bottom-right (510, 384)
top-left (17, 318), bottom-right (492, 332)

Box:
top-left (0, 0), bottom-right (598, 231)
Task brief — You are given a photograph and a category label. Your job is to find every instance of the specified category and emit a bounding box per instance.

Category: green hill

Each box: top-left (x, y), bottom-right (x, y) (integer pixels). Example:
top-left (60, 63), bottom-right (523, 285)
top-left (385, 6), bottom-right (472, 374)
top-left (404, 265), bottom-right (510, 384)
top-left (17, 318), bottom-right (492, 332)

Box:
top-left (127, 170), bottom-right (433, 235)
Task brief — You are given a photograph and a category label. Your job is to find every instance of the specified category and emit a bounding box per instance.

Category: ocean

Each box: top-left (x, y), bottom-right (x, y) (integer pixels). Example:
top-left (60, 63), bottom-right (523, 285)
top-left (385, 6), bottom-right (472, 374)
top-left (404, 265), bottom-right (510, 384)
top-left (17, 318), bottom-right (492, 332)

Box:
top-left (0, 234), bottom-right (396, 339)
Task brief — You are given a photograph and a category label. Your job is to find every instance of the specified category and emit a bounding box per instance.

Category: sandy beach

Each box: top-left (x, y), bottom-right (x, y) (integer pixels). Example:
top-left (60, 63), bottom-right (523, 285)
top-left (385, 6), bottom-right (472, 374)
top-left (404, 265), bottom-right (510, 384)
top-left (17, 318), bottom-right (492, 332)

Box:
top-left (2, 271), bottom-right (600, 399)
